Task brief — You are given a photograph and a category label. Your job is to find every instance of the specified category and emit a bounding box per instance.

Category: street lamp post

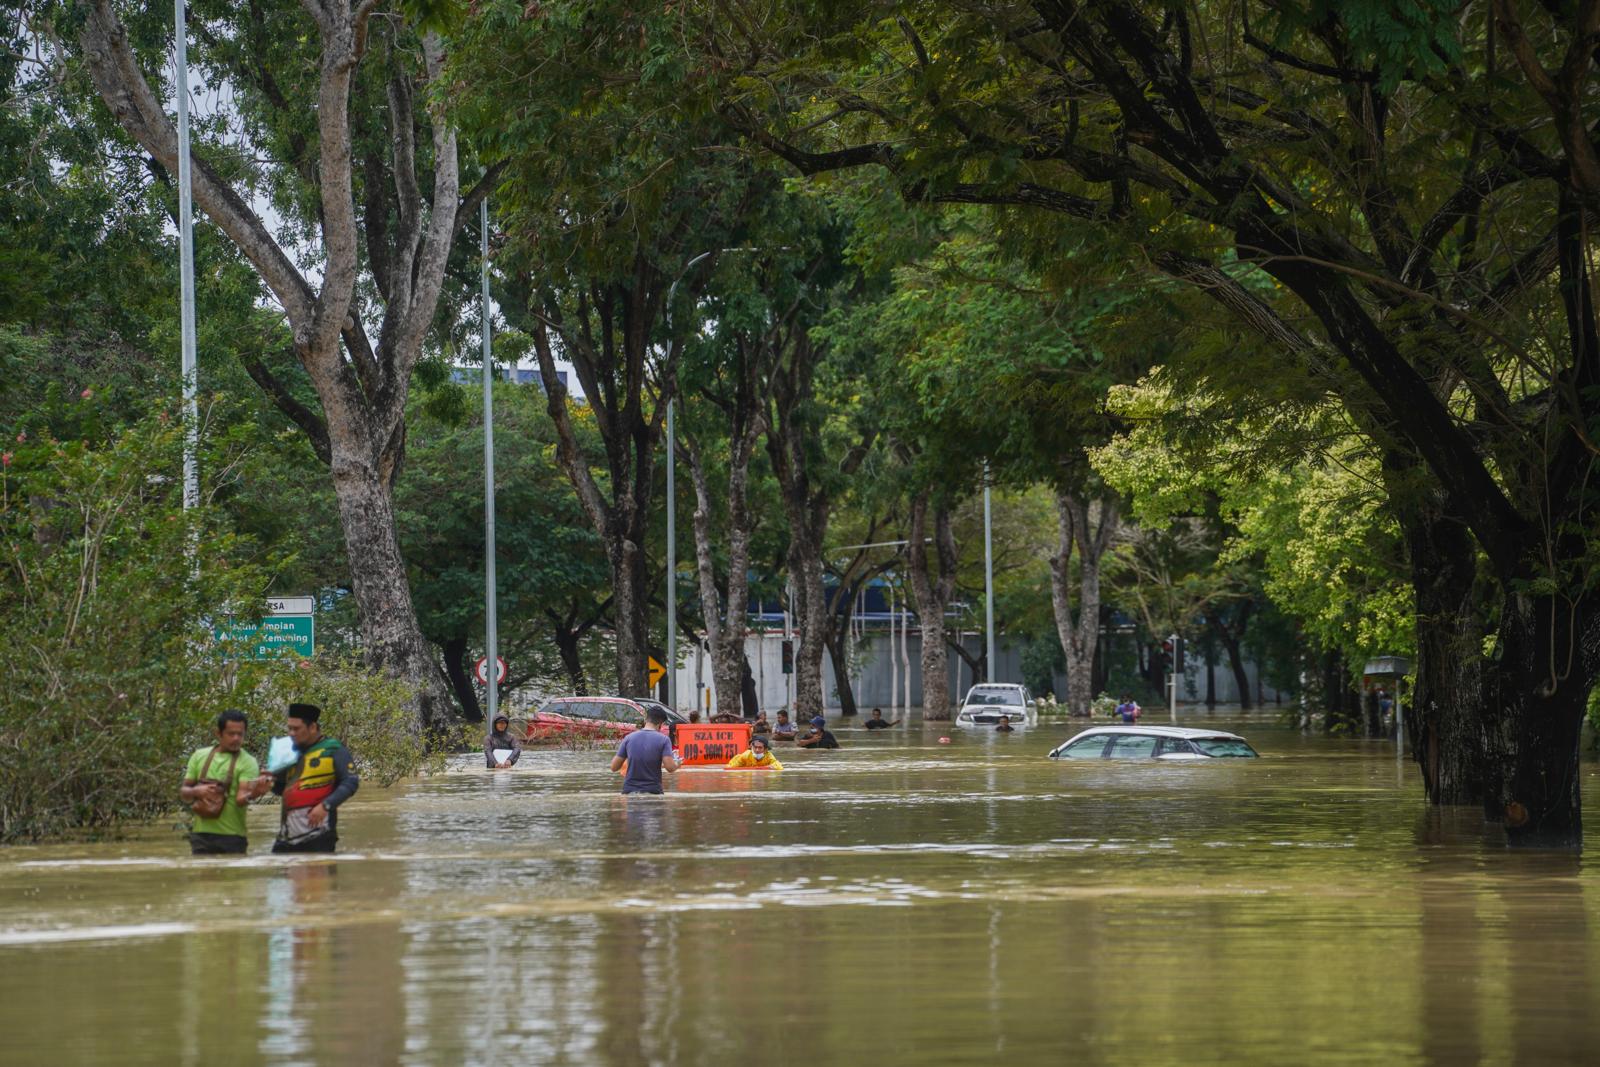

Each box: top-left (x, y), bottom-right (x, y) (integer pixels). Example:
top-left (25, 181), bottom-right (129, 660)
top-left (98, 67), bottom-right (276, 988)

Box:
top-left (174, 0), bottom-right (198, 514)
top-left (481, 199), bottom-right (499, 723)
top-left (983, 463), bottom-right (995, 682)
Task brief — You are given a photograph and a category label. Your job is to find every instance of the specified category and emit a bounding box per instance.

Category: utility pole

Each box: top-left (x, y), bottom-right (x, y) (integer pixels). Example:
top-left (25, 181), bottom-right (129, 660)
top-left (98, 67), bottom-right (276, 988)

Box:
top-left (481, 199), bottom-right (499, 722)
top-left (174, 0), bottom-right (198, 514)
top-left (983, 462), bottom-right (995, 682)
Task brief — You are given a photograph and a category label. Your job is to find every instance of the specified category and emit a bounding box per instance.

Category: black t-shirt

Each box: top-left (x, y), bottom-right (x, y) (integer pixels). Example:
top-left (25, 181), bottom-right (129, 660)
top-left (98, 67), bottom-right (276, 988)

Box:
top-left (863, 719), bottom-right (890, 730)
top-left (805, 728), bottom-right (840, 749)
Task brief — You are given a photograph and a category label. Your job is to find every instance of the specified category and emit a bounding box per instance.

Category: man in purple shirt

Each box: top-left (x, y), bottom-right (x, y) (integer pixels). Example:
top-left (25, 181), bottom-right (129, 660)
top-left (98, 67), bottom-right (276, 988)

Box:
top-left (610, 707), bottom-right (680, 794)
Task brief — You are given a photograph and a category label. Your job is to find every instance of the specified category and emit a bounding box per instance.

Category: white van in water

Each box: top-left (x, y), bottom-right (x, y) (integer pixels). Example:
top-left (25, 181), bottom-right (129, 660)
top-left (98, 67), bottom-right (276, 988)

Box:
top-left (955, 683), bottom-right (1036, 728)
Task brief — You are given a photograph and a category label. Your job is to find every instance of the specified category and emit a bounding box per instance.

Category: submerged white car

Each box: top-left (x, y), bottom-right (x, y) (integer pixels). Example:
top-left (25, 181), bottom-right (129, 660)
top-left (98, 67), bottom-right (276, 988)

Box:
top-left (1047, 725), bottom-right (1259, 760)
top-left (955, 683), bottom-right (1037, 728)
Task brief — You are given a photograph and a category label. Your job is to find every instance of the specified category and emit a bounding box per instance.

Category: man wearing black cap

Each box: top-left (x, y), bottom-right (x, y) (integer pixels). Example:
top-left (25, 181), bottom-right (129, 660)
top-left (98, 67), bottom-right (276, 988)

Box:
top-left (796, 715), bottom-right (840, 749)
top-left (271, 703), bottom-right (359, 853)
top-left (485, 713), bottom-right (523, 769)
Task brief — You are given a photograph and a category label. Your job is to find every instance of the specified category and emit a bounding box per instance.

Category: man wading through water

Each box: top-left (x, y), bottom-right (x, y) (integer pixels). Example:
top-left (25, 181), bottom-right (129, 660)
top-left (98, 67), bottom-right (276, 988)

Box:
top-left (272, 703), bottom-right (359, 853)
top-left (180, 709), bottom-right (273, 855)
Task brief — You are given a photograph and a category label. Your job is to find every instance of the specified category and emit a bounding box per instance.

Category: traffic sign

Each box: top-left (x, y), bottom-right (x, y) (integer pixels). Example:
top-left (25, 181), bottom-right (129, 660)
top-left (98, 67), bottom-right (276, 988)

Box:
top-left (215, 596), bottom-right (314, 660)
top-left (475, 656), bottom-right (507, 685)
top-left (648, 656), bottom-right (666, 688)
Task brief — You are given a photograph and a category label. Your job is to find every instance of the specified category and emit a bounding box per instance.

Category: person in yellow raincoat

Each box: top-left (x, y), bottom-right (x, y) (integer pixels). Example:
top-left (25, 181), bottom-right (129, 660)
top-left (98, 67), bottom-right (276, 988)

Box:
top-left (725, 735), bottom-right (783, 770)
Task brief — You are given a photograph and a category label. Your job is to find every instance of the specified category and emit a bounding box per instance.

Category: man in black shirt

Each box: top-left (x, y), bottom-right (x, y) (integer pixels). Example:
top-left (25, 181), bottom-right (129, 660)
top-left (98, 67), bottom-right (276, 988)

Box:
top-left (863, 708), bottom-right (901, 730)
top-left (797, 715), bottom-right (840, 749)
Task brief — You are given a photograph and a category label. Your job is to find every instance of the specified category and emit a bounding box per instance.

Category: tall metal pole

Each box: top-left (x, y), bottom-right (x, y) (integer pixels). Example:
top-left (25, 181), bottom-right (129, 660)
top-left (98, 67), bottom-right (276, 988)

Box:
top-left (174, 0), bottom-right (198, 513)
top-left (983, 463), bottom-right (996, 682)
top-left (481, 199), bottom-right (499, 722)
top-left (665, 396), bottom-right (676, 708)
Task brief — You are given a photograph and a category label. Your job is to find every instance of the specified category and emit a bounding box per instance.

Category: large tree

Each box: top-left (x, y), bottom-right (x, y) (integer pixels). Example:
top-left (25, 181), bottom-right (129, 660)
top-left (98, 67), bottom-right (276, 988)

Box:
top-left (699, 0), bottom-right (1600, 845)
top-left (72, 0), bottom-right (497, 727)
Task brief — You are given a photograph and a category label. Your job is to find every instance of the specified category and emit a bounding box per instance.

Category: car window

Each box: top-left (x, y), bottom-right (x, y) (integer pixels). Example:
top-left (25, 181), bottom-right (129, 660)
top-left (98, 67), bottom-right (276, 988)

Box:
top-left (567, 702), bottom-right (605, 721)
top-left (1106, 735), bottom-right (1158, 759)
top-left (608, 702), bottom-right (645, 724)
top-left (541, 701), bottom-right (570, 718)
top-left (1193, 737), bottom-right (1258, 758)
top-left (1057, 735), bottom-right (1109, 759)
top-left (1157, 738), bottom-right (1196, 756)
top-left (972, 689), bottom-right (1023, 706)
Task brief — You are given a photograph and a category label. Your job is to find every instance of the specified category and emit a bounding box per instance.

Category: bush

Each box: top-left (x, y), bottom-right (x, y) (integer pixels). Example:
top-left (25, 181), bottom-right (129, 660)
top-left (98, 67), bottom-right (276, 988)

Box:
top-left (236, 655), bottom-right (445, 787)
top-left (0, 413), bottom-right (270, 840)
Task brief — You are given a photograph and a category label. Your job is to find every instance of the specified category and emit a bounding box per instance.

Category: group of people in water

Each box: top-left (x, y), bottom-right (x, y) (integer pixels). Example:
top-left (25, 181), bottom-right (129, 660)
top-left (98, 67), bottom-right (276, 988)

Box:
top-left (482, 703), bottom-right (913, 795)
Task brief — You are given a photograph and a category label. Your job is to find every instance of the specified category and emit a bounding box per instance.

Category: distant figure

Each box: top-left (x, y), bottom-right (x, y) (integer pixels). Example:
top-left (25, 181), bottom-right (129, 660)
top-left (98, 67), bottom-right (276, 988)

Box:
top-left (181, 709), bottom-right (272, 855)
top-left (863, 708), bottom-right (901, 730)
top-left (797, 715), bottom-right (840, 750)
top-left (752, 712), bottom-right (771, 736)
top-left (688, 710), bottom-right (702, 723)
top-left (610, 707), bottom-right (680, 795)
top-left (771, 710), bottom-right (797, 740)
top-left (726, 735), bottom-right (784, 770)
top-left (710, 710), bottom-right (744, 724)
top-left (484, 714), bottom-right (523, 769)
top-left (1115, 696), bottom-right (1142, 723)
top-left (994, 717), bottom-right (1015, 733)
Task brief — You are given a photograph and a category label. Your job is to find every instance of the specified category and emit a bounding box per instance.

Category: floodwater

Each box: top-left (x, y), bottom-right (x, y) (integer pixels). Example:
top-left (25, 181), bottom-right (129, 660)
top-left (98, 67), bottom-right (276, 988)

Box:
top-left (3, 711), bottom-right (1600, 1066)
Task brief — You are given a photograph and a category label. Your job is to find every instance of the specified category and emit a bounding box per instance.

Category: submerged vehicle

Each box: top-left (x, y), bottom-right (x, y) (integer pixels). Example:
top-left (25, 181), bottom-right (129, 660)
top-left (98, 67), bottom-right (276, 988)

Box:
top-left (525, 696), bottom-right (689, 742)
top-left (1047, 725), bottom-right (1259, 760)
top-left (955, 683), bottom-right (1036, 728)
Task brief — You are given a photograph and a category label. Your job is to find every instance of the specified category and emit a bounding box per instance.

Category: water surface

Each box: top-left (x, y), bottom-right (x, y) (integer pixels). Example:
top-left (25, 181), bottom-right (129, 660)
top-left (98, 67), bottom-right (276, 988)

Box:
top-left (3, 710), bottom-right (1598, 1065)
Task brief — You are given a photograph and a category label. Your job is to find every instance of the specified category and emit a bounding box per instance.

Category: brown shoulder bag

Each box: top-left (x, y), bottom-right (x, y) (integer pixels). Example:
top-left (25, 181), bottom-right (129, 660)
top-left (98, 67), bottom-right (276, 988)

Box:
top-left (191, 746), bottom-right (239, 820)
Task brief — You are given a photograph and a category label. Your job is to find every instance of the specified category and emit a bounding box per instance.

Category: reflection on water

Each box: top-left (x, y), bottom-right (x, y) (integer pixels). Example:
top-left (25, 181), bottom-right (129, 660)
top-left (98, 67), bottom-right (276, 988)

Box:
top-left (3, 711), bottom-right (1600, 1064)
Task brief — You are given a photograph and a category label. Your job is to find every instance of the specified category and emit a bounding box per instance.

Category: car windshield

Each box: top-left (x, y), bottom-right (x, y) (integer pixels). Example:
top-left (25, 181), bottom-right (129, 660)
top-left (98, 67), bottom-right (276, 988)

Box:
top-left (969, 689), bottom-right (1022, 707)
top-left (1193, 737), bottom-right (1258, 758)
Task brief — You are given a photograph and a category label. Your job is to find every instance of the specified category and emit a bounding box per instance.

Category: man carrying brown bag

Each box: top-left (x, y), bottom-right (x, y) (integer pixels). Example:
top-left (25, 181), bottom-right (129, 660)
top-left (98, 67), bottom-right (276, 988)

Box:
top-left (180, 709), bottom-right (272, 855)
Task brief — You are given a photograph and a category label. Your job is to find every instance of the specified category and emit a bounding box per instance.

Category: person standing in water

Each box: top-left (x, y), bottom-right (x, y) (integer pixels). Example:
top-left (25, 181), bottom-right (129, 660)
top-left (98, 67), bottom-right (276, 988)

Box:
top-left (485, 714), bottom-right (523, 769)
top-left (610, 707), bottom-right (680, 794)
top-left (863, 708), bottom-right (901, 730)
top-left (181, 709), bottom-right (273, 855)
top-left (271, 703), bottom-right (359, 853)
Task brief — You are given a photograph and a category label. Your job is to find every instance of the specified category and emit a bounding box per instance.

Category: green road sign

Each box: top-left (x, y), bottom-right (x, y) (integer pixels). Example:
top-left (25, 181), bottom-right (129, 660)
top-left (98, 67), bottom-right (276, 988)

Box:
top-left (216, 613), bottom-right (314, 660)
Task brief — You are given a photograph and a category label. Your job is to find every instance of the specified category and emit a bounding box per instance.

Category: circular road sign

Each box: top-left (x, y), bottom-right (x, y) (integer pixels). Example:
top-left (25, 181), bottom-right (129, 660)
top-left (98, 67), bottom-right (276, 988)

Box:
top-left (474, 656), bottom-right (508, 685)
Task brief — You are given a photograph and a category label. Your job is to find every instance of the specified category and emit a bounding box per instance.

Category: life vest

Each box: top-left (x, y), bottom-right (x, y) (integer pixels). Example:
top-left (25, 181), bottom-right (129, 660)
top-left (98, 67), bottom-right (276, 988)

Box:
top-left (282, 739), bottom-right (342, 810)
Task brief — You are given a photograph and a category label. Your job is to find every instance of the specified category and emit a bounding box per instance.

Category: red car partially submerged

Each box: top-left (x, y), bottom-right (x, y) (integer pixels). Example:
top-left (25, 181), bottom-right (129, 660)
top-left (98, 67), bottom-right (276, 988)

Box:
top-left (524, 696), bottom-right (689, 742)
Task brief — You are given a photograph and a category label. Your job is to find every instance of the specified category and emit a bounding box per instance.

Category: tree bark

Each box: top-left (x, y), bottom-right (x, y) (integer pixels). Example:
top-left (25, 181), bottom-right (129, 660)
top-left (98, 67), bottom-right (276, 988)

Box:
top-left (441, 635), bottom-right (481, 723)
top-left (1049, 492), bottom-right (1119, 716)
top-left (908, 493), bottom-right (959, 720)
top-left (685, 431), bottom-right (760, 719)
top-left (1203, 600), bottom-right (1254, 710)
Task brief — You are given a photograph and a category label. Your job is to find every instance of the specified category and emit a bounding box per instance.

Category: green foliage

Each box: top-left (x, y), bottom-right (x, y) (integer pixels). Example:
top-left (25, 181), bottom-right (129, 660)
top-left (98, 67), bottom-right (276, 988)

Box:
top-left (0, 406), bottom-right (270, 841)
top-left (240, 655), bottom-right (443, 788)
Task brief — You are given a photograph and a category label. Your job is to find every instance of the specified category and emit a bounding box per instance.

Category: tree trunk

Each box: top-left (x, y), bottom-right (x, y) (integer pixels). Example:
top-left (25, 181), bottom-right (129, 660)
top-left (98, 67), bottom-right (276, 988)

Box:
top-left (1204, 601), bottom-right (1254, 710)
top-left (330, 454), bottom-right (455, 729)
top-left (685, 425), bottom-right (761, 719)
top-left (1486, 592), bottom-right (1599, 848)
top-left (609, 536), bottom-right (650, 696)
top-left (908, 493), bottom-right (959, 720)
top-left (1049, 493), bottom-right (1119, 716)
top-left (441, 636), bottom-right (482, 723)
top-left (791, 545), bottom-right (829, 716)
top-left (552, 625), bottom-right (589, 695)
top-left (825, 629), bottom-right (859, 717)
top-left (1205, 654), bottom-right (1216, 708)
top-left (1403, 500), bottom-right (1487, 806)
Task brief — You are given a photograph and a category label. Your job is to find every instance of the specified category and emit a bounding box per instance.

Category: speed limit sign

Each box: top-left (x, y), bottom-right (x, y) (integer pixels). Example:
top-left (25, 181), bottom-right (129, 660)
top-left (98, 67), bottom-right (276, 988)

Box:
top-left (474, 656), bottom-right (507, 685)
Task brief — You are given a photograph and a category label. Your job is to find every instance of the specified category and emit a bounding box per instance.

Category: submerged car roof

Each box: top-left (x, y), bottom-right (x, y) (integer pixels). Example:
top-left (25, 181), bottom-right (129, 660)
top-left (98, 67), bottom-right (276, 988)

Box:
top-left (1059, 725), bottom-right (1249, 742)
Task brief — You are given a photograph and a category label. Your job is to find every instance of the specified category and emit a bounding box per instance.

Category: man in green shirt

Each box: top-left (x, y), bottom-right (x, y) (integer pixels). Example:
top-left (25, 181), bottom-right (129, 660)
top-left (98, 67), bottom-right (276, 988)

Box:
top-left (180, 709), bottom-right (272, 855)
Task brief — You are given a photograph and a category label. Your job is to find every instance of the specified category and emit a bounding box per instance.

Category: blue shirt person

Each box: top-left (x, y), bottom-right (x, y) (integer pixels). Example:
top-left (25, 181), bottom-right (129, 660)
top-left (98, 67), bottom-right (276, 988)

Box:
top-left (610, 707), bottom-right (681, 794)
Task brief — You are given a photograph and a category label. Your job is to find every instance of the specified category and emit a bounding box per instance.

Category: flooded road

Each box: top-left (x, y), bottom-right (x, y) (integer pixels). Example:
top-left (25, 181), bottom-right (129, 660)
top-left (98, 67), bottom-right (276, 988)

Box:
top-left (3, 711), bottom-right (1599, 1065)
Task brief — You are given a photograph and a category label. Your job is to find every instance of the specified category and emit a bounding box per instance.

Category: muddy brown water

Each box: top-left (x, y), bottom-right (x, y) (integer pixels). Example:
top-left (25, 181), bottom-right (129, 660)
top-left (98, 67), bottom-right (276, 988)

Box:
top-left (3, 711), bottom-right (1598, 1065)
